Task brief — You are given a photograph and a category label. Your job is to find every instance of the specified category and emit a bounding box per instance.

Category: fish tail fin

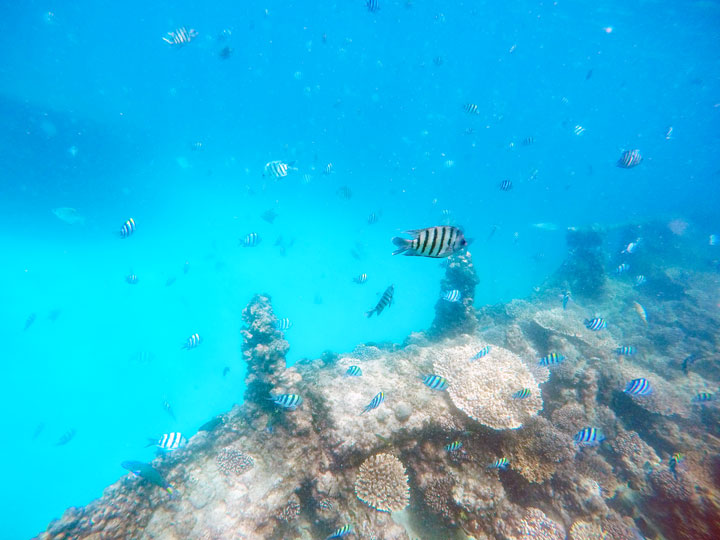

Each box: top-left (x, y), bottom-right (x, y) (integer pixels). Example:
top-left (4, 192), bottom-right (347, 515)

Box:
top-left (366, 309), bottom-right (375, 318)
top-left (145, 438), bottom-right (157, 448)
top-left (391, 236), bottom-right (411, 255)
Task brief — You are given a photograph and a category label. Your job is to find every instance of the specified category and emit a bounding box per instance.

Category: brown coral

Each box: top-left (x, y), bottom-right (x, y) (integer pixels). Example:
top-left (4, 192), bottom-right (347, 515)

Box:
top-left (516, 508), bottom-right (566, 540)
top-left (354, 453), bottom-right (410, 513)
top-left (216, 448), bottom-right (254, 476)
top-left (569, 520), bottom-right (606, 540)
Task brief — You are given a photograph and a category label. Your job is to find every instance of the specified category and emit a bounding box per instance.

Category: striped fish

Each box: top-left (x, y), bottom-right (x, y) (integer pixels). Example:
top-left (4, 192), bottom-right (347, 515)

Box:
top-left (624, 378), bottom-right (652, 396)
top-left (367, 212), bottom-right (380, 225)
top-left (421, 374), bottom-right (449, 391)
top-left (149, 432), bottom-right (187, 450)
top-left (125, 273), bottom-right (138, 285)
top-left (353, 273), bottom-right (368, 284)
top-left (499, 179), bottom-right (513, 191)
top-left (119, 218), bottom-right (136, 239)
top-left (616, 346), bottom-right (636, 356)
top-left (692, 392), bottom-right (714, 403)
top-left (182, 333), bottom-right (202, 350)
top-left (366, 0), bottom-right (379, 13)
top-left (471, 346), bottom-right (491, 360)
top-left (241, 232), bottom-right (261, 247)
top-left (442, 289), bottom-right (461, 303)
top-left (669, 453), bottom-right (684, 478)
top-left (488, 457), bottom-right (509, 470)
top-left (270, 393), bottom-right (303, 410)
top-left (337, 186), bottom-right (352, 199)
top-left (538, 353), bottom-right (564, 366)
top-left (635, 275), bottom-right (646, 286)
top-left (710, 234), bottom-right (718, 246)
top-left (325, 524), bottom-right (353, 540)
top-left (512, 388), bottom-right (531, 399)
top-left (360, 391), bottom-right (384, 414)
top-left (392, 226), bottom-right (468, 258)
top-left (584, 317), bottom-right (607, 331)
top-left (574, 427), bottom-right (605, 446)
top-left (463, 103), bottom-right (480, 114)
top-left (162, 27), bottom-right (198, 46)
top-left (615, 263), bottom-right (630, 274)
top-left (445, 441), bottom-right (462, 452)
top-left (345, 365), bottom-right (362, 377)
top-left (573, 125), bottom-right (585, 135)
top-left (264, 160), bottom-right (295, 178)
top-left (617, 149), bottom-right (642, 169)
top-left (366, 285), bottom-right (394, 317)
top-left (522, 136), bottom-right (535, 146)
top-left (323, 162), bottom-right (333, 175)
top-left (275, 318), bottom-right (292, 331)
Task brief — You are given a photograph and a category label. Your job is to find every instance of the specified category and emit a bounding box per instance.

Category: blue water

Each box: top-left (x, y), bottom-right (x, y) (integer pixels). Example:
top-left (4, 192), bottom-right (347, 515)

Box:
top-left (1, 1), bottom-right (719, 537)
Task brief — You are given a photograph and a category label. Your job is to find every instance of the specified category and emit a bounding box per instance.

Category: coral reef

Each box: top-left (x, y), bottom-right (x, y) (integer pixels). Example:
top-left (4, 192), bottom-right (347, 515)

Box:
top-left (215, 447), bottom-right (254, 477)
top-left (515, 507), bottom-right (566, 540)
top-left (354, 453), bottom-right (410, 513)
top-left (428, 249), bottom-right (480, 338)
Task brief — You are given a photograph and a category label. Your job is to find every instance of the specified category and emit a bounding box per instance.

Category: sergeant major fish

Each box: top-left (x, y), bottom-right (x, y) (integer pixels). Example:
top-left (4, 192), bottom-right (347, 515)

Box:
top-left (539, 353), bottom-right (564, 366)
top-left (512, 388), bottom-right (531, 399)
top-left (392, 226), bottom-right (468, 258)
top-left (471, 346), bottom-right (491, 360)
top-left (442, 289), bottom-right (461, 303)
top-left (269, 393), bottom-right (303, 410)
top-left (574, 427), bottom-right (605, 446)
top-left (445, 441), bottom-right (462, 452)
top-left (162, 27), bottom-right (198, 46)
top-left (360, 391), bottom-right (384, 414)
top-left (119, 218), bottom-right (136, 239)
top-left (624, 378), bottom-right (652, 396)
top-left (584, 317), bottom-right (607, 331)
top-left (421, 374), bottom-right (449, 390)
top-left (147, 432), bottom-right (187, 450)
top-left (617, 149), bottom-right (642, 168)
top-left (275, 318), bottom-right (292, 331)
top-left (182, 333), bottom-right (202, 350)
top-left (487, 457), bottom-right (509, 470)
top-left (345, 365), bottom-right (362, 377)
top-left (616, 346), bottom-right (637, 356)
top-left (325, 524), bottom-right (353, 540)
top-left (263, 160), bottom-right (296, 178)
top-left (353, 273), bottom-right (368, 284)
top-left (366, 285), bottom-right (394, 317)
top-left (241, 232), bottom-right (261, 247)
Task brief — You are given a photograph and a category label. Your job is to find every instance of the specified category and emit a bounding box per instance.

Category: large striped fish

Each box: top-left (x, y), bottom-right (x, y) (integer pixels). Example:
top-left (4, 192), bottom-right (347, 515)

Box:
top-left (392, 226), bottom-right (468, 258)
top-left (366, 285), bottom-right (394, 317)
top-left (147, 432), bottom-right (187, 451)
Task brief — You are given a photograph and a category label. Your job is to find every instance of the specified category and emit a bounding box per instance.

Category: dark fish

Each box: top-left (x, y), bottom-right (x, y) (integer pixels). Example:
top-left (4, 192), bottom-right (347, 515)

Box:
top-left (539, 353), bottom-right (564, 366)
top-left (617, 149), bottom-right (642, 169)
top-left (325, 524), bottom-right (353, 540)
top-left (488, 457), bottom-right (509, 470)
top-left (162, 27), bottom-right (198, 46)
top-left (121, 460), bottom-right (175, 495)
top-left (585, 69), bottom-right (593, 80)
top-left (346, 365), bottom-right (362, 377)
top-left (584, 317), bottom-right (607, 331)
top-left (421, 374), bottom-right (449, 390)
top-left (361, 391), bottom-right (384, 414)
top-left (574, 427), bottom-right (605, 446)
top-left (353, 273), bottom-right (368, 284)
top-left (119, 218), bottom-right (136, 239)
top-left (366, 285), bottom-right (394, 317)
top-left (147, 432), bottom-right (187, 450)
top-left (616, 346), bottom-right (636, 356)
top-left (445, 441), bottom-right (462, 452)
top-left (126, 273), bottom-right (138, 285)
top-left (222, 366), bottom-right (230, 377)
top-left (392, 226), bottom-right (468, 258)
top-left (522, 136), bottom-right (534, 146)
top-left (463, 103), bottom-right (480, 114)
top-left (241, 232), bottom-right (261, 247)
top-left (198, 415), bottom-right (225, 432)
top-left (499, 179), bottom-right (513, 191)
top-left (624, 378), bottom-right (652, 396)
top-left (487, 225), bottom-right (498, 241)
top-left (165, 276), bottom-right (176, 287)
top-left (23, 313), bottom-right (37, 331)
top-left (270, 393), bottom-right (303, 410)
top-left (182, 333), bottom-right (202, 350)
top-left (681, 354), bottom-right (698, 374)
top-left (512, 388), bottom-right (531, 399)
top-left (219, 46), bottom-right (233, 59)
top-left (261, 208), bottom-right (278, 223)
top-left (55, 428), bottom-right (76, 446)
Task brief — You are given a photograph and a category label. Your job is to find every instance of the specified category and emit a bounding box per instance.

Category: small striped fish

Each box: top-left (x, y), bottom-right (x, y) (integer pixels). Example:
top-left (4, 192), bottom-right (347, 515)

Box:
top-left (617, 149), bottom-right (642, 169)
top-left (692, 392), bottom-right (714, 403)
top-left (488, 457), bottom-right (509, 470)
top-left (522, 136), bottom-right (535, 146)
top-left (149, 432), bottom-right (187, 450)
top-left (463, 103), bottom-right (480, 114)
top-left (624, 378), bottom-right (652, 396)
top-left (421, 374), bottom-right (449, 391)
top-left (366, 0), bottom-right (379, 13)
top-left (119, 218), bottom-right (136, 239)
top-left (615, 263), bottom-right (630, 274)
top-left (573, 125), bottom-right (585, 136)
top-left (182, 333), bottom-right (202, 350)
top-left (367, 212), bottom-right (380, 225)
top-left (360, 391), bottom-right (384, 414)
top-left (337, 186), bottom-right (352, 199)
top-left (325, 524), bottom-right (353, 540)
top-left (539, 352), bottom-right (564, 366)
top-left (710, 234), bottom-right (718, 246)
top-left (241, 232), bottom-right (261, 247)
top-left (616, 346), bottom-right (636, 356)
top-left (442, 289), bottom-right (461, 303)
top-left (499, 179), bottom-right (513, 191)
top-left (125, 273), bottom-right (138, 285)
top-left (264, 160), bottom-right (295, 178)
top-left (635, 275), bottom-right (646, 286)
top-left (366, 285), bottom-right (394, 317)
top-left (270, 393), bottom-right (303, 410)
top-left (574, 427), bottom-right (605, 446)
top-left (323, 162), bottom-right (333, 175)
top-left (445, 441), bottom-right (462, 452)
top-left (162, 27), bottom-right (198, 46)
top-left (353, 273), bottom-right (368, 284)
top-left (471, 346), bottom-right (491, 360)
top-left (512, 388), bottom-right (531, 399)
top-left (669, 453), bottom-right (684, 477)
top-left (392, 226), bottom-right (468, 258)
top-left (275, 318), bottom-right (292, 331)
top-left (345, 365), bottom-right (362, 377)
top-left (584, 317), bottom-right (607, 331)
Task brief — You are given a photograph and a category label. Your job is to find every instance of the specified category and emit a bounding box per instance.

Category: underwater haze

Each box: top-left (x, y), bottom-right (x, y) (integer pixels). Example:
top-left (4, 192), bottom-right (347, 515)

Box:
top-left (1, 0), bottom-right (719, 538)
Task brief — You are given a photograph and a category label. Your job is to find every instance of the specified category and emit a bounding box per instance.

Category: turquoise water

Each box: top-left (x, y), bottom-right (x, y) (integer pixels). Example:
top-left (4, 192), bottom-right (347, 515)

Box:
top-left (1, 1), bottom-right (719, 538)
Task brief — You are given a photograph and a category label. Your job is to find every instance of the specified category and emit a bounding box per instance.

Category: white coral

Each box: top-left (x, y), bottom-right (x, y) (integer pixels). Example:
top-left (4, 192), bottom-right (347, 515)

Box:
top-left (431, 343), bottom-right (543, 429)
